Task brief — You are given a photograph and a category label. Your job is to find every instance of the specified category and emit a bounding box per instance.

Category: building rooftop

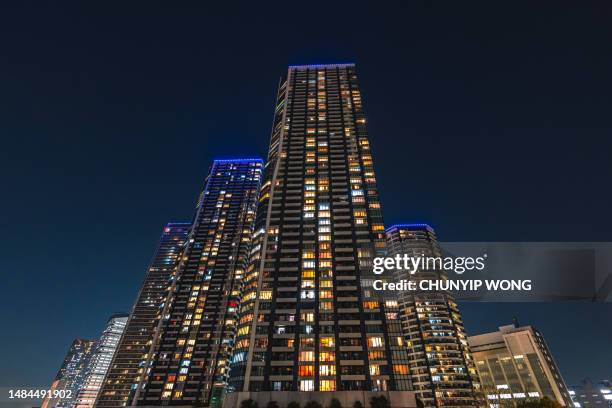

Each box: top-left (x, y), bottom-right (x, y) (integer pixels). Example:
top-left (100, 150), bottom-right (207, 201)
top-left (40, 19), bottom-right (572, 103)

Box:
top-left (288, 63), bottom-right (355, 69)
top-left (212, 158), bottom-right (263, 164)
top-left (385, 223), bottom-right (434, 232)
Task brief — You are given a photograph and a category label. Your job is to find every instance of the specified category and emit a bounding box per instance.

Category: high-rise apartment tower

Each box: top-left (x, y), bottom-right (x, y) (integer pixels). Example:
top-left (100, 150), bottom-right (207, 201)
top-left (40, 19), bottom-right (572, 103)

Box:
top-left (42, 338), bottom-right (96, 408)
top-left (227, 64), bottom-right (414, 408)
top-left (76, 314), bottom-right (129, 408)
top-left (385, 224), bottom-right (480, 407)
top-left (134, 159), bottom-right (263, 407)
top-left (95, 223), bottom-right (190, 407)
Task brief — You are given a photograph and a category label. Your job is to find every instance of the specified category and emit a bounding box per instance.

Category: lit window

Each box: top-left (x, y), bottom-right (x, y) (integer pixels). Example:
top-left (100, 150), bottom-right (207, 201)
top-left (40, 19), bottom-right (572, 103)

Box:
top-left (364, 301), bottom-right (380, 309)
top-left (320, 352), bottom-right (335, 362)
top-left (393, 365), bottom-right (409, 375)
top-left (320, 365), bottom-right (336, 376)
top-left (301, 280), bottom-right (315, 288)
top-left (320, 280), bottom-right (332, 288)
top-left (367, 336), bottom-right (384, 348)
top-left (320, 290), bottom-right (333, 299)
top-left (299, 351), bottom-right (315, 362)
top-left (320, 380), bottom-right (336, 391)
top-left (301, 312), bottom-right (314, 322)
top-left (320, 337), bottom-right (335, 347)
top-left (300, 380), bottom-right (314, 391)
top-left (300, 338), bottom-right (314, 348)
top-left (301, 290), bottom-right (315, 299)
top-left (386, 312), bottom-right (399, 321)
top-left (298, 366), bottom-right (314, 377)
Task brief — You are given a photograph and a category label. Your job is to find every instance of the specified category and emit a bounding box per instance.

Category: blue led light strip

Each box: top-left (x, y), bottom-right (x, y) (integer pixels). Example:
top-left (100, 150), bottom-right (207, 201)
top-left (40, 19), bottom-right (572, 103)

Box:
top-left (289, 63), bottom-right (355, 69)
top-left (212, 158), bottom-right (264, 164)
top-left (385, 223), bottom-right (433, 232)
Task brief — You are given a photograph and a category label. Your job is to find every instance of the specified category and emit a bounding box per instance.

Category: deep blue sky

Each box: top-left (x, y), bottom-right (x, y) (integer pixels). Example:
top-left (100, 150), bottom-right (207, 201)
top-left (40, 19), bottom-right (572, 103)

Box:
top-left (0, 2), bottom-right (610, 389)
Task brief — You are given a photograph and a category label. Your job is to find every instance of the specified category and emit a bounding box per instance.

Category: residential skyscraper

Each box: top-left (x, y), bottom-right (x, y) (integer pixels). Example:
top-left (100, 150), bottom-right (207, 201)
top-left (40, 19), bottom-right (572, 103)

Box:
top-left (133, 159), bottom-right (263, 407)
top-left (468, 322), bottom-right (573, 407)
top-left (76, 314), bottom-right (129, 408)
top-left (226, 64), bottom-right (414, 408)
top-left (385, 224), bottom-right (480, 408)
top-left (42, 338), bottom-right (96, 408)
top-left (95, 223), bottom-right (191, 407)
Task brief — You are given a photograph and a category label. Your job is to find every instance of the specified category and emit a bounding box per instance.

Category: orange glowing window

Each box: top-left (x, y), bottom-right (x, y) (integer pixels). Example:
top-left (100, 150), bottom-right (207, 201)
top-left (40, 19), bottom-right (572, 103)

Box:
top-left (298, 365), bottom-right (314, 376)
top-left (393, 364), bottom-right (409, 375)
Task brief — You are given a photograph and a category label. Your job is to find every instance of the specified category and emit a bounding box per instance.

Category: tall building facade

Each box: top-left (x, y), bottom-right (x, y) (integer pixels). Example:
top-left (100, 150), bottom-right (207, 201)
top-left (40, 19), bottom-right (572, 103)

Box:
top-left (468, 322), bottom-right (573, 407)
top-left (42, 338), bottom-right (96, 408)
top-left (385, 224), bottom-right (480, 408)
top-left (76, 314), bottom-right (129, 408)
top-left (95, 223), bottom-right (191, 407)
top-left (569, 379), bottom-right (612, 408)
top-left (133, 159), bottom-right (263, 407)
top-left (227, 64), bottom-right (413, 407)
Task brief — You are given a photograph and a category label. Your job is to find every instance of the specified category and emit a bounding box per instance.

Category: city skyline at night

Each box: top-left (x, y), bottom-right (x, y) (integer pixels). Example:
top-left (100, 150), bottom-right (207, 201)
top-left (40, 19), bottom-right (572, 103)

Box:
top-left (1, 4), bottom-right (611, 407)
top-left (35, 62), bottom-right (609, 408)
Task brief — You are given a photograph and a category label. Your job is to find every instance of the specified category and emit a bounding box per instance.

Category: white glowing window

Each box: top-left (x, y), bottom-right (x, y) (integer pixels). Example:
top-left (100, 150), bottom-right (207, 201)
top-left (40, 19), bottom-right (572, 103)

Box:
top-left (301, 290), bottom-right (315, 299)
top-left (300, 380), bottom-right (314, 391)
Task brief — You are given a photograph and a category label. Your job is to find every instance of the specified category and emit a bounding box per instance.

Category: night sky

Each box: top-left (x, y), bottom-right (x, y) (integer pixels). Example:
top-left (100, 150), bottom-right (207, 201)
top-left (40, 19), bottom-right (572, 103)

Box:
top-left (1, 2), bottom-right (611, 390)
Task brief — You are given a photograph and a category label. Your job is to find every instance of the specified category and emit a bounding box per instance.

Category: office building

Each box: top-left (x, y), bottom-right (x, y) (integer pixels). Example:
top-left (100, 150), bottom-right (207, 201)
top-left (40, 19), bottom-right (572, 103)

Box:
top-left (95, 223), bottom-right (191, 407)
top-left (42, 338), bottom-right (96, 408)
top-left (75, 314), bottom-right (128, 408)
top-left (569, 379), bottom-right (612, 408)
top-left (385, 224), bottom-right (480, 407)
top-left (133, 159), bottom-right (263, 407)
top-left (226, 64), bottom-right (415, 408)
top-left (468, 322), bottom-right (573, 407)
